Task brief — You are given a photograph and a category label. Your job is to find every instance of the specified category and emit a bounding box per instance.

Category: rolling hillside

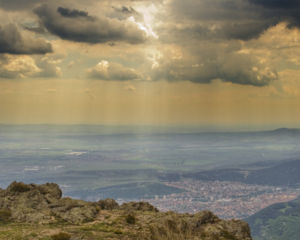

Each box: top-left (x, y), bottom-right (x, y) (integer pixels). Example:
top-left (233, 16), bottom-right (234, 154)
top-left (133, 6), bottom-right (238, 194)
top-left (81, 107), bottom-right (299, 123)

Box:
top-left (246, 198), bottom-right (300, 240)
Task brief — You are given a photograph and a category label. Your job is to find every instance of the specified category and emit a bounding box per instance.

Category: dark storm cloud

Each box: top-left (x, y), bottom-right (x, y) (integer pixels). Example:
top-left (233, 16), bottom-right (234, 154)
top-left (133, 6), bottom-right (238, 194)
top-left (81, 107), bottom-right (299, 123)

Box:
top-left (110, 5), bottom-right (143, 21)
top-left (160, 20), bottom-right (275, 43)
top-left (57, 7), bottom-right (90, 18)
top-left (249, 0), bottom-right (300, 9)
top-left (23, 25), bottom-right (48, 34)
top-left (0, 24), bottom-right (52, 55)
top-left (220, 20), bottom-right (278, 40)
top-left (168, 0), bottom-right (300, 40)
top-left (170, 0), bottom-right (256, 22)
top-left (34, 4), bottom-right (147, 44)
top-left (0, 0), bottom-right (98, 11)
top-left (0, 0), bottom-right (288, 87)
top-left (117, 6), bottom-right (137, 15)
top-left (248, 0), bottom-right (300, 27)
top-left (0, 0), bottom-right (40, 11)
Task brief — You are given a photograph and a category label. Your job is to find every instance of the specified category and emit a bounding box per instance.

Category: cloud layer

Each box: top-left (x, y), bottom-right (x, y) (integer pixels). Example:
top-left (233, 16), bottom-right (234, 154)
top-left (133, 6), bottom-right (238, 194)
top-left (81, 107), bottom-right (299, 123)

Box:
top-left (88, 60), bottom-right (141, 81)
top-left (34, 5), bottom-right (147, 44)
top-left (0, 0), bottom-right (298, 87)
top-left (0, 24), bottom-right (52, 55)
top-left (151, 44), bottom-right (278, 86)
top-left (0, 0), bottom-right (41, 11)
top-left (0, 54), bottom-right (60, 79)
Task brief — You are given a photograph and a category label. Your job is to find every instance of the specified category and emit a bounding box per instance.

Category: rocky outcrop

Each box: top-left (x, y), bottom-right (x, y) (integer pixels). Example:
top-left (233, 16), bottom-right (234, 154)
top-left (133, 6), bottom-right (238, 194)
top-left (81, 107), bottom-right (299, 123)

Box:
top-left (49, 197), bottom-right (99, 224)
top-left (0, 181), bottom-right (99, 224)
top-left (147, 211), bottom-right (252, 240)
top-left (98, 198), bottom-right (119, 210)
top-left (120, 201), bottom-right (158, 212)
top-left (0, 182), bottom-right (252, 240)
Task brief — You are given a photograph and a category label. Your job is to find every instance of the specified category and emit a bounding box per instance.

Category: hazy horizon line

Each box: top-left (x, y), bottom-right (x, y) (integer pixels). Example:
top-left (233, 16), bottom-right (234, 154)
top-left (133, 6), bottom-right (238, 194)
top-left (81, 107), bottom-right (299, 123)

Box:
top-left (0, 123), bottom-right (298, 133)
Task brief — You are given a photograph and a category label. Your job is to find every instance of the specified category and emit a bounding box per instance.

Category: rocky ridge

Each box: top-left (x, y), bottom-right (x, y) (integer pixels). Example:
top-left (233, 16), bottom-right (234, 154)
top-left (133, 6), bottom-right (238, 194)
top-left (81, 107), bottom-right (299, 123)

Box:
top-left (0, 182), bottom-right (252, 240)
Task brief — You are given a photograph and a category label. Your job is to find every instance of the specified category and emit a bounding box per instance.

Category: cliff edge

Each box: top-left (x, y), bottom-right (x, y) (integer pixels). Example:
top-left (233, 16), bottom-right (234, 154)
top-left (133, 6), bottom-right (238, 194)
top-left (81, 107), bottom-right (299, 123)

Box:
top-left (0, 182), bottom-right (252, 240)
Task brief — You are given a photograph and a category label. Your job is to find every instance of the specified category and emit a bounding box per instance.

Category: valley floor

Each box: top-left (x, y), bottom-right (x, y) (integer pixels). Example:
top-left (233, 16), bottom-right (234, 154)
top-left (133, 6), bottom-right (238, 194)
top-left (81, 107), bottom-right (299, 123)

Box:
top-left (140, 179), bottom-right (299, 219)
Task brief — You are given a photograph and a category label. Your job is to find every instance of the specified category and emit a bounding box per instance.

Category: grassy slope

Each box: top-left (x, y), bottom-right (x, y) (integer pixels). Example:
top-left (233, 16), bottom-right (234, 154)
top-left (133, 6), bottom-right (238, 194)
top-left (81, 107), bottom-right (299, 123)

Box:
top-left (246, 198), bottom-right (300, 240)
top-left (0, 209), bottom-right (250, 240)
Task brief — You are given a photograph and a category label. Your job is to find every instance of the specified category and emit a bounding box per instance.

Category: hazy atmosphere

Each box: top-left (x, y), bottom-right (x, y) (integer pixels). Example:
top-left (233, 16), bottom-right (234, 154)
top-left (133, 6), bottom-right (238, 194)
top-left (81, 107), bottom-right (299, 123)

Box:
top-left (1, 1), bottom-right (300, 240)
top-left (0, 0), bottom-right (300, 128)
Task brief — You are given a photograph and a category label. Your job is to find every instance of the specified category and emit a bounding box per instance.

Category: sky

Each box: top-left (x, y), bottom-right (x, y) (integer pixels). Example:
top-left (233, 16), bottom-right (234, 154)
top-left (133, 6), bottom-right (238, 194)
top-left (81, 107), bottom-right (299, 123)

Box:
top-left (0, 0), bottom-right (300, 129)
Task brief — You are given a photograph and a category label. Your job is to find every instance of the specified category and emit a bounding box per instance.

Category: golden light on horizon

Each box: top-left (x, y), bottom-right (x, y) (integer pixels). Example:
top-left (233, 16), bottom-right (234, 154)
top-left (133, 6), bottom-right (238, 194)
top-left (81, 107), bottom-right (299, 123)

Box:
top-left (0, 0), bottom-right (299, 130)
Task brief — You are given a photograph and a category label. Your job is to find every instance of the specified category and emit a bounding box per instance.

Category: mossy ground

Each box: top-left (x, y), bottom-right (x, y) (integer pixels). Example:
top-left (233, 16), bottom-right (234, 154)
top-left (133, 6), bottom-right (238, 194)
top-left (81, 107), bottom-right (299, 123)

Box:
top-left (0, 209), bottom-right (250, 240)
top-left (0, 210), bottom-right (154, 240)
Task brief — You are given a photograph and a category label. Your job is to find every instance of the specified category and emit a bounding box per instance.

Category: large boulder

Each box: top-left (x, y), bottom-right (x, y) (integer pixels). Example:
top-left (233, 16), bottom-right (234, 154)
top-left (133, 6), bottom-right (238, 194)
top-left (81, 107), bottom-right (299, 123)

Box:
top-left (0, 182), bottom-right (99, 224)
top-left (50, 198), bottom-right (99, 224)
top-left (0, 182), bottom-right (58, 223)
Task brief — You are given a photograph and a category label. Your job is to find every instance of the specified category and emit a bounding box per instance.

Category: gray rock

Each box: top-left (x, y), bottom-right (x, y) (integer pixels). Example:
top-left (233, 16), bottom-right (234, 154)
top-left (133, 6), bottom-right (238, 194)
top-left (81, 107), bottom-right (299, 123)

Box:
top-left (0, 182), bottom-right (99, 224)
top-left (50, 198), bottom-right (99, 224)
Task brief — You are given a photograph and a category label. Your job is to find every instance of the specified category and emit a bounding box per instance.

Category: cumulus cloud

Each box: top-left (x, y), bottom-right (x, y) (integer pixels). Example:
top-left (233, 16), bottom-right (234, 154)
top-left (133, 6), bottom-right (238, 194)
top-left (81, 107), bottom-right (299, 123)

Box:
top-left (151, 42), bottom-right (278, 86)
top-left (0, 54), bottom-right (61, 79)
top-left (0, 24), bottom-right (52, 55)
top-left (34, 4), bottom-right (147, 44)
top-left (218, 54), bottom-right (278, 86)
top-left (0, 0), bottom-right (292, 87)
top-left (0, 55), bottom-right (41, 78)
top-left (152, 60), bottom-right (277, 87)
top-left (37, 56), bottom-right (62, 78)
top-left (88, 60), bottom-right (141, 81)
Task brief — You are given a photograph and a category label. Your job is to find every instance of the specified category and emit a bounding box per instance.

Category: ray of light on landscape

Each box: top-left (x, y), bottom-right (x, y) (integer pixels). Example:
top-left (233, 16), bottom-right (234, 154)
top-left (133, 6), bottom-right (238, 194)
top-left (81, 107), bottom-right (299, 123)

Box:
top-left (0, 0), bottom-right (298, 129)
top-left (2, 3), bottom-right (300, 239)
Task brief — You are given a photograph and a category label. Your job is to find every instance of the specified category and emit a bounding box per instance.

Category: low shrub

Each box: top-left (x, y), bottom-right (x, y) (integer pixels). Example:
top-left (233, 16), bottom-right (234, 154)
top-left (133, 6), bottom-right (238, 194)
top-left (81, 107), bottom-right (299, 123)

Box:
top-left (125, 213), bottom-right (136, 224)
top-left (9, 182), bottom-right (31, 193)
top-left (0, 209), bottom-right (12, 222)
top-left (51, 232), bottom-right (71, 240)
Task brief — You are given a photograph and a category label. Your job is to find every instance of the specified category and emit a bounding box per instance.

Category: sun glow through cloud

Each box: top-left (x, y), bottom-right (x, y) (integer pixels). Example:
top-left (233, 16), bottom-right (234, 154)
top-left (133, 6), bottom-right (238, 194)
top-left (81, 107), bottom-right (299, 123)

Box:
top-left (128, 3), bottom-right (159, 39)
top-left (0, 0), bottom-right (299, 129)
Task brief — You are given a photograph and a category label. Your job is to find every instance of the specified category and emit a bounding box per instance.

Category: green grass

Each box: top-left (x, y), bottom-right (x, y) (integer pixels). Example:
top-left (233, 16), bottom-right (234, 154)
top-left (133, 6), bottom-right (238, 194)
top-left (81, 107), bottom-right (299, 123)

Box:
top-left (247, 198), bottom-right (300, 240)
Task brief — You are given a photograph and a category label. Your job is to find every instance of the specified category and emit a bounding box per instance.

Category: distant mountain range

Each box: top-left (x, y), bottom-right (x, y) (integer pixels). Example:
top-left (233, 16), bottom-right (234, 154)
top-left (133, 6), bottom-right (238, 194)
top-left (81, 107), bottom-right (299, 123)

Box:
top-left (264, 128), bottom-right (300, 136)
